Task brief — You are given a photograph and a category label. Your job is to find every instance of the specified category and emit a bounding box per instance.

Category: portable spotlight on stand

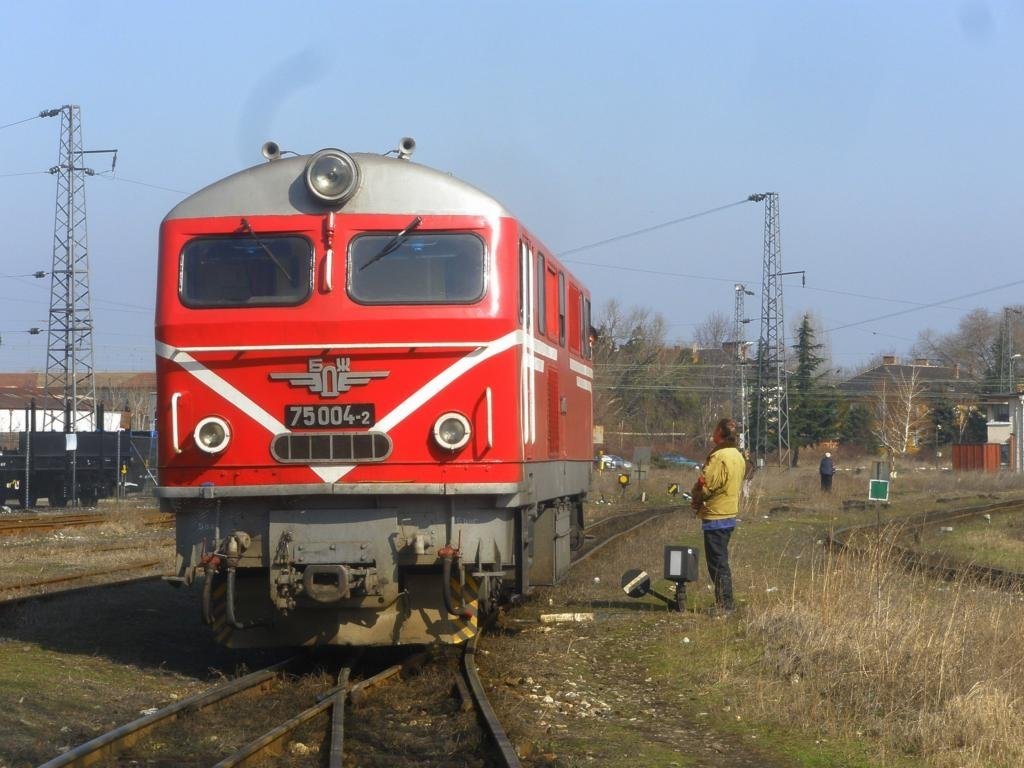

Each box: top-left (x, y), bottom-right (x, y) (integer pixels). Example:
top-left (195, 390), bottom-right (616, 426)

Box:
top-left (621, 545), bottom-right (699, 612)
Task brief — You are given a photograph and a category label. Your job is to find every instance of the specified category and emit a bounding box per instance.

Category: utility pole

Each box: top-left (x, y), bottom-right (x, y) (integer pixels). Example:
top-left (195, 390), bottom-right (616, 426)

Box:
top-left (732, 283), bottom-right (754, 448)
top-left (1001, 307), bottom-right (1022, 392)
top-left (40, 105), bottom-right (116, 434)
top-left (750, 192), bottom-right (793, 468)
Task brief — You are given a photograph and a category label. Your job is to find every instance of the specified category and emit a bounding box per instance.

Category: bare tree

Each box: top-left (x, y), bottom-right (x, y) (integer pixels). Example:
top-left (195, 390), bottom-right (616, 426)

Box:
top-left (593, 299), bottom-right (672, 445)
top-left (871, 368), bottom-right (929, 472)
top-left (694, 311), bottom-right (731, 350)
top-left (97, 386), bottom-right (154, 430)
top-left (912, 308), bottom-right (1001, 379)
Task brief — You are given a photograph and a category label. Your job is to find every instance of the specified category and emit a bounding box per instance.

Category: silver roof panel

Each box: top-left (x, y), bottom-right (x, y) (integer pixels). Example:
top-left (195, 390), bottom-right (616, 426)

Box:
top-left (165, 152), bottom-right (512, 221)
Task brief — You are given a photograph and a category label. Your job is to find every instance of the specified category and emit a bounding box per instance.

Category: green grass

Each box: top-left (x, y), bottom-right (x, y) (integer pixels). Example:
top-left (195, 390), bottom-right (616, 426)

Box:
top-left (901, 512), bottom-right (1024, 570)
top-left (0, 640), bottom-right (200, 764)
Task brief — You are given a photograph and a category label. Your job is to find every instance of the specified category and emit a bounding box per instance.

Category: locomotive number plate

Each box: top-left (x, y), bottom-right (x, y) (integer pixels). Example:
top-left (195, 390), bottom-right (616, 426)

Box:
top-left (285, 403), bottom-right (376, 429)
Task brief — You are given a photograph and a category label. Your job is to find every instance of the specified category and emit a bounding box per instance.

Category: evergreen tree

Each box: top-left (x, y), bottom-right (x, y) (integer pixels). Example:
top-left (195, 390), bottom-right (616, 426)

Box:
top-left (788, 315), bottom-right (839, 465)
top-left (837, 401), bottom-right (875, 452)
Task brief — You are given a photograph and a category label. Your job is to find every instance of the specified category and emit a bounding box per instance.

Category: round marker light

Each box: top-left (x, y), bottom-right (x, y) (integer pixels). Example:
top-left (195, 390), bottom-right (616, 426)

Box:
top-left (194, 416), bottom-right (231, 454)
top-left (433, 412), bottom-right (471, 451)
top-left (304, 148), bottom-right (359, 204)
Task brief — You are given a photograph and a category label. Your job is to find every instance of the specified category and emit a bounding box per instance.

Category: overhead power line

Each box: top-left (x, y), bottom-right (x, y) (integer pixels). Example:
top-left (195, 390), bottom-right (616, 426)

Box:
top-left (95, 173), bottom-right (189, 196)
top-left (0, 113), bottom-right (44, 131)
top-left (828, 274), bottom-right (1024, 333)
top-left (558, 197), bottom-right (757, 257)
top-left (568, 254), bottom-right (972, 314)
top-left (0, 170), bottom-right (50, 179)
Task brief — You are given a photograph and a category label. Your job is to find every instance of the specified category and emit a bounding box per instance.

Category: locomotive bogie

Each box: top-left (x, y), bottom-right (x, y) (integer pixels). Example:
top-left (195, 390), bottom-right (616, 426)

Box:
top-left (173, 491), bottom-right (585, 646)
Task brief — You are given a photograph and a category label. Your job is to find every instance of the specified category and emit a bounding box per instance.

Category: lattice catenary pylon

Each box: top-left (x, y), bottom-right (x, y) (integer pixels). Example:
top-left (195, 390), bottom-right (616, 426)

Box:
top-left (42, 105), bottom-right (98, 432)
top-left (751, 192), bottom-right (791, 467)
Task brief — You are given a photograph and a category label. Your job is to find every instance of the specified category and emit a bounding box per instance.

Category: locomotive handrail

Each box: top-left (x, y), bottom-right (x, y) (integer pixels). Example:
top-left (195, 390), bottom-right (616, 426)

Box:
top-left (485, 386), bottom-right (494, 448)
top-left (170, 392), bottom-right (182, 453)
top-left (324, 210), bottom-right (335, 292)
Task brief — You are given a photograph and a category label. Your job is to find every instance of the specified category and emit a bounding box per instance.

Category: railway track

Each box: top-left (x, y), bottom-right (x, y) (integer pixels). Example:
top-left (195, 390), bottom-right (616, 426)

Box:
top-left (0, 560), bottom-right (168, 607)
top-left (30, 504), bottom-right (673, 767)
top-left (0, 512), bottom-right (106, 537)
top-left (573, 504), bottom-right (679, 565)
top-left (827, 497), bottom-right (1024, 589)
top-left (37, 644), bottom-right (520, 768)
top-left (0, 510), bottom-right (172, 537)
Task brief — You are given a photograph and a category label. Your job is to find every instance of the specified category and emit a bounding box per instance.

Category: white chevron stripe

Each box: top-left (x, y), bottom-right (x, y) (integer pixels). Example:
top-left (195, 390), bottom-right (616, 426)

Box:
top-left (157, 330), bottom-right (523, 485)
top-left (156, 342), bottom-right (286, 435)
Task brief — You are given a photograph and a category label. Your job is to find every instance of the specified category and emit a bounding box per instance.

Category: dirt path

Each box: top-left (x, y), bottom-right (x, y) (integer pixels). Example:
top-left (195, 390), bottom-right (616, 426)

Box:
top-left (479, 609), bottom-right (794, 768)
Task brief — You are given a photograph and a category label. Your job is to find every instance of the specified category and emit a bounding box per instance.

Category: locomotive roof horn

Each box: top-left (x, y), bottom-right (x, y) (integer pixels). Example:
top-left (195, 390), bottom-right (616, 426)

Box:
top-left (261, 141), bottom-right (281, 162)
top-left (397, 136), bottom-right (416, 160)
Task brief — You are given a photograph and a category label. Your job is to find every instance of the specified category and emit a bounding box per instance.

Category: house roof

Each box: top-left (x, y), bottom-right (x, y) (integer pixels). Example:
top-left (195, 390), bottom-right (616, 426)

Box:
top-left (0, 372), bottom-right (155, 411)
top-left (839, 361), bottom-right (971, 399)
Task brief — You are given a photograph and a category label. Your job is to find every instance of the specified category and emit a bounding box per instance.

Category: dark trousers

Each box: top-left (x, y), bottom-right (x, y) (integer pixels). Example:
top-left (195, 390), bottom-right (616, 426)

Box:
top-left (703, 526), bottom-right (734, 609)
top-left (820, 473), bottom-right (833, 492)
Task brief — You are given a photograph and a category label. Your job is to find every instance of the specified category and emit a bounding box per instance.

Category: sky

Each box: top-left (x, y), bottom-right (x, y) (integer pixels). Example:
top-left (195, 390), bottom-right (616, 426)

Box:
top-left (1, 0), bottom-right (1021, 373)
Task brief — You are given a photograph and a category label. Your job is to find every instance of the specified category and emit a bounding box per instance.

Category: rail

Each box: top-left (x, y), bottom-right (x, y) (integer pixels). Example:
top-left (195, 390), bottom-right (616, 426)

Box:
top-left (37, 658), bottom-right (296, 768)
top-left (0, 561), bottom-right (166, 606)
top-left (0, 511), bottom-right (172, 538)
top-left (463, 633), bottom-right (523, 767)
top-left (826, 497), bottom-right (1024, 589)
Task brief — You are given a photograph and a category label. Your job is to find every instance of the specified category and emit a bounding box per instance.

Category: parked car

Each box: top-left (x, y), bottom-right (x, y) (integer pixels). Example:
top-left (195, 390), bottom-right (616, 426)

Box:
top-left (658, 452), bottom-right (701, 469)
top-left (595, 454), bottom-right (634, 470)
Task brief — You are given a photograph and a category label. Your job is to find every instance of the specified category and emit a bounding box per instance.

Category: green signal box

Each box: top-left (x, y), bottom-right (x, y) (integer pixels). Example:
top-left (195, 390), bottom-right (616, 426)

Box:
top-left (868, 479), bottom-right (890, 502)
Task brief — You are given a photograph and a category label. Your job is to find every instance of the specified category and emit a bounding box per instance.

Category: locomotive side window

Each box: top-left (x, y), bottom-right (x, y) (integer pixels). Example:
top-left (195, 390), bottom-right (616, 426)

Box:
top-left (536, 253), bottom-right (547, 335)
top-left (568, 282), bottom-right (582, 353)
top-left (519, 240), bottom-right (529, 326)
top-left (545, 268), bottom-right (558, 340)
top-left (557, 271), bottom-right (567, 346)
top-left (348, 232), bottom-right (485, 304)
top-left (583, 296), bottom-right (593, 359)
top-left (179, 236), bottom-right (313, 308)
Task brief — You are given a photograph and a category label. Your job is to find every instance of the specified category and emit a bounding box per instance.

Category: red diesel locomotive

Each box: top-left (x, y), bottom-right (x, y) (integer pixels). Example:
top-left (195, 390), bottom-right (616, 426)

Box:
top-left (157, 139), bottom-right (593, 646)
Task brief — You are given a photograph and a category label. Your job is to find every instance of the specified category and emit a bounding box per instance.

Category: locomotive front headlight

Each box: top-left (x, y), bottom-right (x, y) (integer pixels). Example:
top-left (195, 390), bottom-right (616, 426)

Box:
top-left (304, 148), bottom-right (360, 204)
top-left (194, 416), bottom-right (231, 454)
top-left (433, 412), bottom-right (471, 451)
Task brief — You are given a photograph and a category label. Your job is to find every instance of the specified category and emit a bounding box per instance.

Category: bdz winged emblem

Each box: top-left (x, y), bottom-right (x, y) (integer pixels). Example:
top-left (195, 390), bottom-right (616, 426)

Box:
top-left (269, 357), bottom-right (389, 398)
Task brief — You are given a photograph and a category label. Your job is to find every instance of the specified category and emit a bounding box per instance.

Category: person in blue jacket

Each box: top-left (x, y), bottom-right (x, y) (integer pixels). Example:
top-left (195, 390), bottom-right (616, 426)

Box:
top-left (819, 452), bottom-right (835, 492)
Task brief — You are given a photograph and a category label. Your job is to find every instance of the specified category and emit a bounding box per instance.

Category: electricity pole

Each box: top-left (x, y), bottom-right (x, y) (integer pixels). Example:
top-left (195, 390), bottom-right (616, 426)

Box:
top-left (750, 192), bottom-right (793, 468)
top-left (1001, 307), bottom-right (1022, 392)
top-left (732, 283), bottom-right (754, 448)
top-left (40, 105), bottom-right (116, 433)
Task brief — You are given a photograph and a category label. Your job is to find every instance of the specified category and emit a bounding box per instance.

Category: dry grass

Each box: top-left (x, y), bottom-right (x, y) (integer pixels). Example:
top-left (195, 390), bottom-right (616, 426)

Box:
top-left (554, 461), bottom-right (1024, 766)
top-left (720, 465), bottom-right (1024, 768)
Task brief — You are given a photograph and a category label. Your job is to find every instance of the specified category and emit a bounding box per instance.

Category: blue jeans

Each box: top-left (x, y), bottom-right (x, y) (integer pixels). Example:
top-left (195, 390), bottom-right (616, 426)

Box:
top-left (703, 526), bottom-right (734, 609)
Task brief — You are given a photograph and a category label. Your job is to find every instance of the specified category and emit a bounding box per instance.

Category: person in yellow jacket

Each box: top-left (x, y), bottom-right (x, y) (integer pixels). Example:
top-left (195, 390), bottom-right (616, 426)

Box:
top-left (691, 418), bottom-right (745, 612)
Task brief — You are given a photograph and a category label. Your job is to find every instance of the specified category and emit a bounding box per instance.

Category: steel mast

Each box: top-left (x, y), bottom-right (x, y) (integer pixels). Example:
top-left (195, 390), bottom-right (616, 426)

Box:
top-left (732, 283), bottom-right (754, 448)
top-left (41, 105), bottom-right (114, 433)
top-left (751, 192), bottom-right (792, 467)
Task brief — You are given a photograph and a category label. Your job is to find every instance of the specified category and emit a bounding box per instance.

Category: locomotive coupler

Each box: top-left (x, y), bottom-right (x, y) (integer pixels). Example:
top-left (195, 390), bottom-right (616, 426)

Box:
top-left (302, 564), bottom-right (351, 603)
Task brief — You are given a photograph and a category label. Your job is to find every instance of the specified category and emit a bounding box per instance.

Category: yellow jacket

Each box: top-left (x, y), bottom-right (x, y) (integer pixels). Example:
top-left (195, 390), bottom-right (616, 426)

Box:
top-left (697, 445), bottom-right (745, 521)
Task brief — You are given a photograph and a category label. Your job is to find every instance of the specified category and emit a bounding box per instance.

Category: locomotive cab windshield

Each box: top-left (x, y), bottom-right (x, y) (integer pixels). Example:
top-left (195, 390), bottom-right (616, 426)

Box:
top-left (179, 235), bottom-right (313, 307)
top-left (349, 231), bottom-right (485, 304)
